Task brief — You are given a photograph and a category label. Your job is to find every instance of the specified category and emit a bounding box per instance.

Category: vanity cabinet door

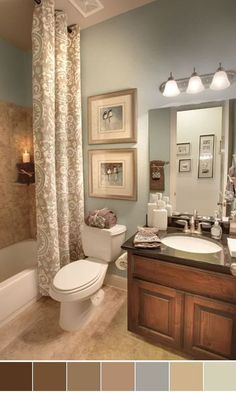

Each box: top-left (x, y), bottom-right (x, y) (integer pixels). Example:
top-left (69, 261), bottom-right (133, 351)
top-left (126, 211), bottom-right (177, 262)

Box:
top-left (184, 294), bottom-right (236, 359)
top-left (129, 279), bottom-right (184, 349)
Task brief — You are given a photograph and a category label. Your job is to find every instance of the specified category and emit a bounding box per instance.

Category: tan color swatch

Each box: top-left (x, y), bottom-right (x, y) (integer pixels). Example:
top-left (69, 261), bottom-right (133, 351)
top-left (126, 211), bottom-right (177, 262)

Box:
top-left (68, 362), bottom-right (100, 391)
top-left (33, 362), bottom-right (66, 391)
top-left (170, 362), bottom-right (203, 391)
top-left (102, 362), bottom-right (134, 391)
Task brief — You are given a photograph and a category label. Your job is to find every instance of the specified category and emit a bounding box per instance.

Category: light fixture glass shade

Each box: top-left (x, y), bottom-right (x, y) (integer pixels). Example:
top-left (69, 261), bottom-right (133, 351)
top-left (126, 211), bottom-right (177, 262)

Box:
top-left (187, 69), bottom-right (205, 94)
top-left (210, 63), bottom-right (230, 90)
top-left (163, 73), bottom-right (180, 97)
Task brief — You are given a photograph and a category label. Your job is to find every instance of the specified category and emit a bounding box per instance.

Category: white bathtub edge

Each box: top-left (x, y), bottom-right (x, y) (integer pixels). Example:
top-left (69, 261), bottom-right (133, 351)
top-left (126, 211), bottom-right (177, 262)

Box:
top-left (0, 293), bottom-right (41, 329)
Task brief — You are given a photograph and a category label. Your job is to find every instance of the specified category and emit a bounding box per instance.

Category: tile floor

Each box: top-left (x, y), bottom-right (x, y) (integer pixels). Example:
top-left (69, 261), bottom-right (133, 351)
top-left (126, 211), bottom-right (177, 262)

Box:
top-left (0, 286), bottom-right (185, 360)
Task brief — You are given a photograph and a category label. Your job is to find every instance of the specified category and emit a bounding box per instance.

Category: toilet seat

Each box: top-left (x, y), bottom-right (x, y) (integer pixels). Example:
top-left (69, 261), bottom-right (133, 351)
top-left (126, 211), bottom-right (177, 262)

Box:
top-left (53, 259), bottom-right (103, 293)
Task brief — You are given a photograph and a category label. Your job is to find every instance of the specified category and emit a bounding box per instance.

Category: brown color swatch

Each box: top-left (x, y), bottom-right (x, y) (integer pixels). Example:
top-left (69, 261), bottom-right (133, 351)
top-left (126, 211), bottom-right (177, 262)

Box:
top-left (0, 362), bottom-right (32, 391)
top-left (33, 362), bottom-right (66, 391)
top-left (170, 362), bottom-right (203, 391)
top-left (102, 362), bottom-right (134, 391)
top-left (68, 362), bottom-right (100, 391)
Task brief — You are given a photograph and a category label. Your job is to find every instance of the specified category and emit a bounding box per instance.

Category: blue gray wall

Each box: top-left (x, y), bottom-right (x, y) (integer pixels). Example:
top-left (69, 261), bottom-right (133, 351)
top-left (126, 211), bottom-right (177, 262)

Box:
top-left (81, 0), bottom-right (236, 276)
top-left (0, 38), bottom-right (32, 107)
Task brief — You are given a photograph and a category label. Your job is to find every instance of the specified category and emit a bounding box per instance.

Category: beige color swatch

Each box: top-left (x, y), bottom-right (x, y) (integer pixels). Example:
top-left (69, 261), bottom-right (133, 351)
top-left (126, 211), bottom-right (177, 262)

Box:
top-left (170, 362), bottom-right (203, 391)
top-left (102, 362), bottom-right (134, 391)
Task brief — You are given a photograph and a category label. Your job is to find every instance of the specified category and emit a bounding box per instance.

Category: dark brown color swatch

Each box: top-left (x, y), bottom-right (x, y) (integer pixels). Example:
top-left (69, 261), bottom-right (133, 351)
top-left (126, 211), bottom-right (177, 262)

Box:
top-left (0, 362), bottom-right (32, 391)
top-left (33, 362), bottom-right (66, 391)
top-left (68, 362), bottom-right (100, 391)
top-left (102, 362), bottom-right (134, 391)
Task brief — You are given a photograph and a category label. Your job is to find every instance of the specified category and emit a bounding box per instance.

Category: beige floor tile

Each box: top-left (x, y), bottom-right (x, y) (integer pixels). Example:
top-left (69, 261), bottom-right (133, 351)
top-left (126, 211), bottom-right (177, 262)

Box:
top-left (0, 286), bottom-right (185, 360)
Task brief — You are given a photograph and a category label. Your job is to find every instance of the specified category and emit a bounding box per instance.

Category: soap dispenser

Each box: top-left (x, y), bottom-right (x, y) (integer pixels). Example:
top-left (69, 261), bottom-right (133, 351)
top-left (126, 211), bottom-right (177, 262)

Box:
top-left (211, 214), bottom-right (222, 240)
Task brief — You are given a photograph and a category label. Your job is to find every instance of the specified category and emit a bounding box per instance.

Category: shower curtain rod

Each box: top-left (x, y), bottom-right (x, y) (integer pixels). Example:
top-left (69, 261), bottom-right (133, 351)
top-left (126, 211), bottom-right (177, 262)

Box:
top-left (33, 0), bottom-right (78, 32)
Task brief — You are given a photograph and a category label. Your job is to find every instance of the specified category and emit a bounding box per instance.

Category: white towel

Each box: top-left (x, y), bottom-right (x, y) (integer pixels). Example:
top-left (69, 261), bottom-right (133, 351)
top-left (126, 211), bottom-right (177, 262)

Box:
top-left (227, 238), bottom-right (236, 257)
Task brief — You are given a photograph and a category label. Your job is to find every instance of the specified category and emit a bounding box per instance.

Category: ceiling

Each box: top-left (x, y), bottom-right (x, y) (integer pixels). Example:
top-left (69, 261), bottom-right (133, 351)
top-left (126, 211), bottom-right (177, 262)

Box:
top-left (0, 0), bottom-right (155, 51)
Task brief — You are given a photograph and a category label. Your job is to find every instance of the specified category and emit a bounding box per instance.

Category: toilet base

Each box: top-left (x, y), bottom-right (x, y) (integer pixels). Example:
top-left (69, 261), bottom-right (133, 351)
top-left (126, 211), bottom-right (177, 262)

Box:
top-left (59, 298), bottom-right (93, 331)
top-left (59, 289), bottom-right (105, 331)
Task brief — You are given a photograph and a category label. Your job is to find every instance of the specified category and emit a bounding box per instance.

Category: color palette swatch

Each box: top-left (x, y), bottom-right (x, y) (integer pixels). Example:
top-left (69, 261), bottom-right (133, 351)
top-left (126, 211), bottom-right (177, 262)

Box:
top-left (0, 361), bottom-right (236, 391)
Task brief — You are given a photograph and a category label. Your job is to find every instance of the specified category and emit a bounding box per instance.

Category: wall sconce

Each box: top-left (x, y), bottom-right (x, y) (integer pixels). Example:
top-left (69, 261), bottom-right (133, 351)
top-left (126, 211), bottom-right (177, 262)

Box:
top-left (163, 73), bottom-right (180, 97)
top-left (160, 63), bottom-right (235, 97)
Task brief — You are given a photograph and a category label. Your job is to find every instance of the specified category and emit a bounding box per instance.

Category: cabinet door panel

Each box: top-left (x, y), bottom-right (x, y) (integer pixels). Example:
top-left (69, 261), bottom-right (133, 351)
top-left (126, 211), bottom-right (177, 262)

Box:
top-left (184, 295), bottom-right (236, 359)
top-left (129, 279), bottom-right (184, 349)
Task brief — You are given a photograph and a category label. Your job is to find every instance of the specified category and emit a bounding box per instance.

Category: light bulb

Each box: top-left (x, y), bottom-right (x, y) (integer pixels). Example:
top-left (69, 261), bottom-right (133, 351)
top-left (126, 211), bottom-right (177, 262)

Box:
top-left (210, 63), bottom-right (230, 90)
top-left (163, 73), bottom-right (180, 97)
top-left (187, 68), bottom-right (205, 94)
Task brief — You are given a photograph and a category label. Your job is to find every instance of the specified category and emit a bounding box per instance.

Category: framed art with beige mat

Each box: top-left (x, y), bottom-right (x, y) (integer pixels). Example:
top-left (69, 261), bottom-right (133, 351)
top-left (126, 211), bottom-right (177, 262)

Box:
top-left (88, 89), bottom-right (137, 144)
top-left (88, 148), bottom-right (137, 200)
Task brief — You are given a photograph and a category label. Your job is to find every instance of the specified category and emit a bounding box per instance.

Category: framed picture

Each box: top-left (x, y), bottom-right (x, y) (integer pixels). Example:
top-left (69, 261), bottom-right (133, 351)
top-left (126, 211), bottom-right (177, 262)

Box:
top-left (88, 89), bottom-right (137, 144)
top-left (177, 142), bottom-right (190, 155)
top-left (88, 148), bottom-right (137, 200)
top-left (198, 134), bottom-right (215, 178)
top-left (179, 159), bottom-right (191, 173)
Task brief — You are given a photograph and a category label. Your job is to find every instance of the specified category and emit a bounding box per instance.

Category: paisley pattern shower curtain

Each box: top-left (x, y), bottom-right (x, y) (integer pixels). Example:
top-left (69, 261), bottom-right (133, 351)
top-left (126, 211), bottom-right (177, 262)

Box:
top-left (32, 0), bottom-right (84, 295)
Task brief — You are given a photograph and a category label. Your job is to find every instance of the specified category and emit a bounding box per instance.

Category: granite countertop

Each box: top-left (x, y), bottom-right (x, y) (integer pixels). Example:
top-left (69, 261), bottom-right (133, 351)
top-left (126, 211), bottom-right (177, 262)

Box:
top-left (121, 226), bottom-right (236, 275)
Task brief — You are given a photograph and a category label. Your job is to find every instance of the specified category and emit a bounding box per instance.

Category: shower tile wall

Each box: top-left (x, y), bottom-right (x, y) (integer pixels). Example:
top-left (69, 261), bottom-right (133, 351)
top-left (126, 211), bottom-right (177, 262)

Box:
top-left (0, 101), bottom-right (36, 249)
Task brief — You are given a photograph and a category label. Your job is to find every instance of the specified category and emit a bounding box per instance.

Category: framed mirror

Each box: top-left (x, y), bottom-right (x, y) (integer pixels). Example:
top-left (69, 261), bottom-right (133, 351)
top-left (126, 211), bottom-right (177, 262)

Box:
top-left (149, 100), bottom-right (236, 217)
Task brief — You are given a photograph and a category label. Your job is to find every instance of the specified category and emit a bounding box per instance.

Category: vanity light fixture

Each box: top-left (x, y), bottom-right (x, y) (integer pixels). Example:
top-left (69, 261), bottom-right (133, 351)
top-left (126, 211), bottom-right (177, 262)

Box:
top-left (163, 72), bottom-right (180, 97)
top-left (186, 68), bottom-right (205, 94)
top-left (160, 63), bottom-right (235, 97)
top-left (210, 63), bottom-right (231, 90)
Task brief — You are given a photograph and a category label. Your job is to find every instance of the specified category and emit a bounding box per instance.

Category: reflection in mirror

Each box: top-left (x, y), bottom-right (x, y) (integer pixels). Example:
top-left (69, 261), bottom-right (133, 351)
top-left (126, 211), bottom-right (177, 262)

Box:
top-left (149, 101), bottom-right (235, 217)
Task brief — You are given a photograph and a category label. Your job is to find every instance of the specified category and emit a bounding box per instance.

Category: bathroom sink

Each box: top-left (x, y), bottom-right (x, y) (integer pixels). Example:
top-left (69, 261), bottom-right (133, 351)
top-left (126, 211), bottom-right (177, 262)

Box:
top-left (161, 235), bottom-right (222, 254)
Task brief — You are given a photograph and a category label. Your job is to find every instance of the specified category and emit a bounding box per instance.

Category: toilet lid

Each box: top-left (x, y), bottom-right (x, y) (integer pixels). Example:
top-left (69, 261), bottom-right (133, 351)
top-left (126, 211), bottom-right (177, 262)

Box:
top-left (53, 259), bottom-right (102, 292)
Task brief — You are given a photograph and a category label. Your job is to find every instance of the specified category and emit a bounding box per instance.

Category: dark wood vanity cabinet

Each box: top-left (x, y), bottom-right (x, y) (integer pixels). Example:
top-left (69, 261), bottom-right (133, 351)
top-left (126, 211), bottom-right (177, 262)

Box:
top-left (184, 294), bottom-right (236, 359)
top-left (128, 253), bottom-right (236, 359)
top-left (130, 280), bottom-right (184, 349)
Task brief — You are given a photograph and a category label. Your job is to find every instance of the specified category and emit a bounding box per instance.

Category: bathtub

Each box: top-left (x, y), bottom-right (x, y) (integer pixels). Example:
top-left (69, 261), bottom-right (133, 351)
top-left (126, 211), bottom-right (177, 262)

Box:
top-left (0, 239), bottom-right (40, 327)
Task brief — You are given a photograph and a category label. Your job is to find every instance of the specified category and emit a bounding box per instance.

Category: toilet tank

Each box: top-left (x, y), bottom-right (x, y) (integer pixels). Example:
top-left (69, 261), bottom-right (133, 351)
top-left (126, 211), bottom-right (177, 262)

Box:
top-left (82, 224), bottom-right (127, 262)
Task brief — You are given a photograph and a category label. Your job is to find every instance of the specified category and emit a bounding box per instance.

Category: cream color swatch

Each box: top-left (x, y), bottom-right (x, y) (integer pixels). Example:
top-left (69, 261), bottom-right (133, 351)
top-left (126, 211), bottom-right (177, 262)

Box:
top-left (204, 362), bottom-right (236, 391)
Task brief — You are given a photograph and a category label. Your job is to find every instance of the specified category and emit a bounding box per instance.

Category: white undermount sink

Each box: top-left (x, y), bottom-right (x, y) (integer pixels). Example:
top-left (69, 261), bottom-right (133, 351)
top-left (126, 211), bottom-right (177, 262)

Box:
top-left (161, 235), bottom-right (222, 254)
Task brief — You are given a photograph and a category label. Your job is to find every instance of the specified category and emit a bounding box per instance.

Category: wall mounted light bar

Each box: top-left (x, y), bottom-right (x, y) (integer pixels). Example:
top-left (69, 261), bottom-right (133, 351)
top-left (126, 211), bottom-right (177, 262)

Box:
top-left (160, 63), bottom-right (236, 97)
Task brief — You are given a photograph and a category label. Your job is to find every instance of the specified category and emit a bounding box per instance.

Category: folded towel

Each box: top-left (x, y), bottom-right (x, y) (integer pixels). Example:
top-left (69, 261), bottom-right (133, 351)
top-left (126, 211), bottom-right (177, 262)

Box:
top-left (134, 227), bottom-right (161, 248)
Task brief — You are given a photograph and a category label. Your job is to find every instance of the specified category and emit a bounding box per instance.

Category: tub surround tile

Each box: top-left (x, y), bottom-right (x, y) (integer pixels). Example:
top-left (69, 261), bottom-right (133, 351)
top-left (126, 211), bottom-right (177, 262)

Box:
top-left (0, 100), bottom-right (36, 250)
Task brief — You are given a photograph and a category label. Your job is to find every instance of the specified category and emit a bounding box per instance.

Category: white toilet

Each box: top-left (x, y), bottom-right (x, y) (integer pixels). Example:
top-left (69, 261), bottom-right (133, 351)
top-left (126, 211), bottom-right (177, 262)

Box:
top-left (50, 224), bottom-right (127, 331)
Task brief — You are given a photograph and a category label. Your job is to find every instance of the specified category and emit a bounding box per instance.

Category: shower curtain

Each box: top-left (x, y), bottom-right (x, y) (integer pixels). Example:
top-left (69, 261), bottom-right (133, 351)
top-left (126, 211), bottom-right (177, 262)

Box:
top-left (32, 0), bottom-right (84, 295)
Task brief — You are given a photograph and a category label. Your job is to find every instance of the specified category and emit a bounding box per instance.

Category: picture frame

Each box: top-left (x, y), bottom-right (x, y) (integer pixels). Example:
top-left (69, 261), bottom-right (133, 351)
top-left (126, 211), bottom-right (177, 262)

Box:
top-left (179, 159), bottom-right (191, 173)
top-left (198, 134), bottom-right (215, 178)
top-left (88, 89), bottom-right (137, 144)
top-left (88, 148), bottom-right (137, 200)
top-left (177, 142), bottom-right (190, 155)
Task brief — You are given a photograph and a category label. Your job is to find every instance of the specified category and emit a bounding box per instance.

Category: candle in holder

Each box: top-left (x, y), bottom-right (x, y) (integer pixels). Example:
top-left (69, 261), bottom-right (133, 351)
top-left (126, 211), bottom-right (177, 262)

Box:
top-left (23, 150), bottom-right (30, 163)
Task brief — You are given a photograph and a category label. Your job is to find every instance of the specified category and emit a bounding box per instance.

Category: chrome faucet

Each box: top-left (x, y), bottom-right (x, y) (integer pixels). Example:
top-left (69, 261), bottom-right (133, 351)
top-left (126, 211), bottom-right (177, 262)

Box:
top-left (190, 216), bottom-right (195, 233)
top-left (177, 209), bottom-right (205, 235)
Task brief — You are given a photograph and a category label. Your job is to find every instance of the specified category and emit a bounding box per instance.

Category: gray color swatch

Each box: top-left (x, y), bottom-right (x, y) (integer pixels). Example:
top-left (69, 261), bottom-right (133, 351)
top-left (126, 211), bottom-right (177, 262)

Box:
top-left (136, 362), bottom-right (169, 391)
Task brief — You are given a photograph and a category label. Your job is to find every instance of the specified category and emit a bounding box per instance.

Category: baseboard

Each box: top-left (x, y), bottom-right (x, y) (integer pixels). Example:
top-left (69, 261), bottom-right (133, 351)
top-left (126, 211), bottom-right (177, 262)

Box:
top-left (104, 273), bottom-right (127, 291)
